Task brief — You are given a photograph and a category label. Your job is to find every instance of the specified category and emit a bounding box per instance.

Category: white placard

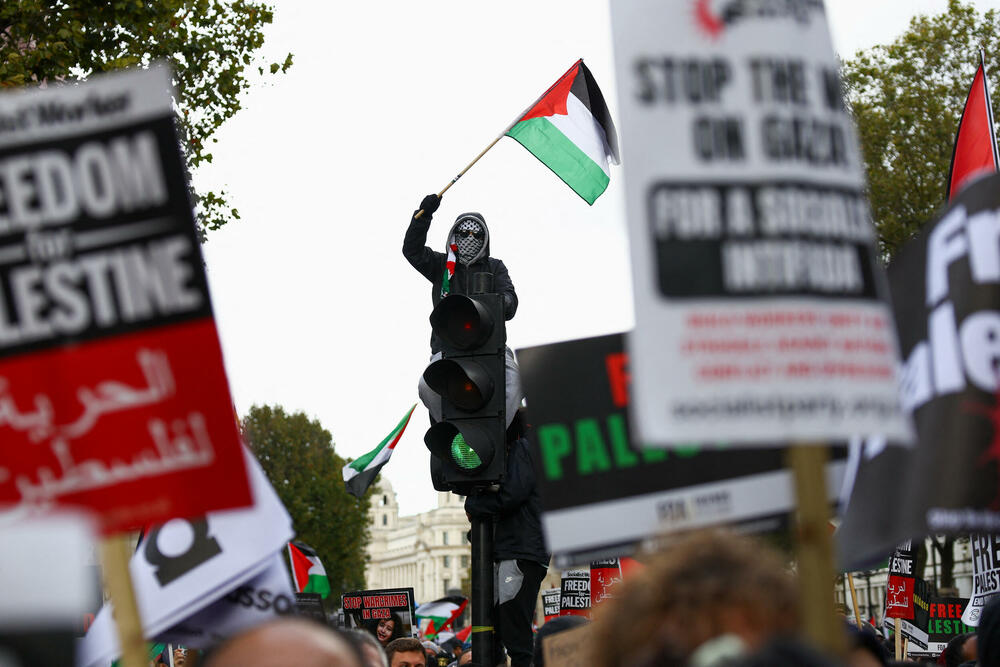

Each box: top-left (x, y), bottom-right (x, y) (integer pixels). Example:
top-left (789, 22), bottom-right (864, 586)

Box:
top-left (76, 447), bottom-right (293, 667)
top-left (611, 0), bottom-right (911, 446)
top-left (0, 513), bottom-right (98, 628)
top-left (157, 551), bottom-right (296, 648)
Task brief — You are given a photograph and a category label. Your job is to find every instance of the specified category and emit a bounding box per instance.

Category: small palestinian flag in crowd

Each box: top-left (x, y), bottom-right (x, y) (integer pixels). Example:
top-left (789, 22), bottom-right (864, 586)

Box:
top-left (343, 405), bottom-right (416, 499)
top-left (506, 59), bottom-right (620, 205)
top-left (415, 595), bottom-right (468, 633)
top-left (287, 541), bottom-right (331, 599)
top-left (947, 50), bottom-right (999, 200)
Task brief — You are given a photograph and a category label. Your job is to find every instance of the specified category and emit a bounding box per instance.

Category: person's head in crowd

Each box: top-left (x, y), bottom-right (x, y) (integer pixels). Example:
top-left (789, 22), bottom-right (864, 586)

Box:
top-left (348, 629), bottom-right (389, 667)
top-left (384, 637), bottom-right (425, 667)
top-left (457, 649), bottom-right (472, 666)
top-left (730, 636), bottom-right (841, 667)
top-left (978, 595), bottom-right (1000, 666)
top-left (421, 639), bottom-right (440, 658)
top-left (532, 615), bottom-right (590, 667)
top-left (371, 613), bottom-right (405, 647)
top-left (942, 632), bottom-right (976, 667)
top-left (204, 618), bottom-right (362, 667)
top-left (589, 530), bottom-right (799, 667)
top-left (439, 638), bottom-right (462, 659)
top-left (846, 623), bottom-right (887, 667)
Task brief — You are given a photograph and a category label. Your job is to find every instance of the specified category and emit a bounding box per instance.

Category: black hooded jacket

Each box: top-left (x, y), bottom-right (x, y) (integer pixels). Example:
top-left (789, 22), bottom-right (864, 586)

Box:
top-left (402, 209), bottom-right (518, 353)
top-left (464, 437), bottom-right (549, 566)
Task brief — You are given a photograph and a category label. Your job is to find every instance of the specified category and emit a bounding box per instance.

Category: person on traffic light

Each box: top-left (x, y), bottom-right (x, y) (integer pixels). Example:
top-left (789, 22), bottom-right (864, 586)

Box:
top-left (463, 411), bottom-right (549, 667)
top-left (403, 193), bottom-right (522, 425)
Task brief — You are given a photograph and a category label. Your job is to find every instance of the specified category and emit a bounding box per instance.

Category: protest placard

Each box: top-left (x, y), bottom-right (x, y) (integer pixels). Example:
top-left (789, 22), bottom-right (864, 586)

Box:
top-left (885, 542), bottom-right (916, 620)
top-left (542, 622), bottom-right (591, 667)
top-left (589, 559), bottom-right (623, 608)
top-left (609, 0), bottom-right (909, 447)
top-left (925, 597), bottom-right (974, 654)
top-left (541, 588), bottom-right (561, 623)
top-left (559, 570), bottom-right (590, 618)
top-left (517, 333), bottom-right (846, 565)
top-left (963, 534), bottom-right (1000, 626)
top-left (341, 588), bottom-right (416, 639)
top-left (157, 552), bottom-right (296, 648)
top-left (0, 65), bottom-right (250, 532)
top-left (838, 173), bottom-right (1000, 567)
top-left (77, 447), bottom-right (293, 667)
top-left (293, 594), bottom-right (327, 624)
top-left (0, 514), bottom-right (98, 665)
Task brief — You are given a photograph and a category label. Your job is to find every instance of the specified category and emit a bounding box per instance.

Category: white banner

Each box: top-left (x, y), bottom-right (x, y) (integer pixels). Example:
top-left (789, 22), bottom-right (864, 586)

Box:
top-left (610, 0), bottom-right (910, 446)
top-left (77, 447), bottom-right (293, 666)
top-left (158, 551), bottom-right (296, 648)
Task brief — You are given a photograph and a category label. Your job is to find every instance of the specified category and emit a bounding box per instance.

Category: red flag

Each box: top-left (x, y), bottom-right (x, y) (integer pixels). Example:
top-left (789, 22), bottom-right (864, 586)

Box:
top-left (455, 626), bottom-right (472, 642)
top-left (423, 619), bottom-right (437, 639)
top-left (947, 51), bottom-right (1000, 200)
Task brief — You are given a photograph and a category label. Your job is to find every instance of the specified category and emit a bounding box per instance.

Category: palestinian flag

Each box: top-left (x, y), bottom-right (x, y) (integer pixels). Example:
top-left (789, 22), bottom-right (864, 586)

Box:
top-left (342, 404), bottom-right (416, 499)
top-left (415, 595), bottom-right (467, 632)
top-left (287, 541), bottom-right (331, 599)
top-left (947, 50), bottom-right (999, 200)
top-left (506, 59), bottom-right (620, 205)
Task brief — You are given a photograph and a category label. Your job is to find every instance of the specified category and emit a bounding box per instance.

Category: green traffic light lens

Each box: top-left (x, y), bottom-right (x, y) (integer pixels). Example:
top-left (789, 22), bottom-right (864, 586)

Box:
top-left (450, 433), bottom-right (482, 469)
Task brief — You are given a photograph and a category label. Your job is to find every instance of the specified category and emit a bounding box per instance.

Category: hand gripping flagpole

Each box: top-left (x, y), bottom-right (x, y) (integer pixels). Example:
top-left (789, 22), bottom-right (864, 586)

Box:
top-left (413, 59), bottom-right (586, 220)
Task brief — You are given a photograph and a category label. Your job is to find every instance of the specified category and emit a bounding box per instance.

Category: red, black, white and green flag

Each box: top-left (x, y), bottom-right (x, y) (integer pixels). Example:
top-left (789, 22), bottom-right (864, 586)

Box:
top-left (342, 405), bottom-right (416, 499)
top-left (505, 59), bottom-right (620, 205)
top-left (287, 541), bottom-right (331, 599)
top-left (947, 50), bottom-right (999, 200)
top-left (415, 595), bottom-right (467, 633)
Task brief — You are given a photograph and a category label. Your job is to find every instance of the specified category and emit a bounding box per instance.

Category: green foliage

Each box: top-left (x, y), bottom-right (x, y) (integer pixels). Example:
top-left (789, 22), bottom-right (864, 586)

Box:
top-left (0, 0), bottom-right (292, 239)
top-left (843, 0), bottom-right (1000, 260)
top-left (242, 405), bottom-right (371, 602)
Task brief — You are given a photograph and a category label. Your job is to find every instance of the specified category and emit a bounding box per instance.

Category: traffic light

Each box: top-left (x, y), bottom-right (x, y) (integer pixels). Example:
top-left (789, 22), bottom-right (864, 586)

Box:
top-left (424, 291), bottom-right (507, 492)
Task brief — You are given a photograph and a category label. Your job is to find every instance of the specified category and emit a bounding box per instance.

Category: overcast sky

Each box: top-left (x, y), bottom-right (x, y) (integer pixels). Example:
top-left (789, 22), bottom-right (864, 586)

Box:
top-left (196, 0), bottom-right (1000, 516)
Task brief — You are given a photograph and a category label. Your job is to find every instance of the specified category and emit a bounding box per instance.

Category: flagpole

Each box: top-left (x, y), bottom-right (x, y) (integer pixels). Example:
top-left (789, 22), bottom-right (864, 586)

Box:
top-left (414, 59), bottom-right (585, 219)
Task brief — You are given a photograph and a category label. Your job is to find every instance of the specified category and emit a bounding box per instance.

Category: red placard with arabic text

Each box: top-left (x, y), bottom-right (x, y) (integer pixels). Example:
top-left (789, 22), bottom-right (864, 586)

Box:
top-left (0, 66), bottom-right (250, 532)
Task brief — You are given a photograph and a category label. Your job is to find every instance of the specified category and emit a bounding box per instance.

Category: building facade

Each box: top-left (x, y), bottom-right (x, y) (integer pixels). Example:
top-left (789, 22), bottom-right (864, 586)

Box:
top-left (366, 478), bottom-right (472, 605)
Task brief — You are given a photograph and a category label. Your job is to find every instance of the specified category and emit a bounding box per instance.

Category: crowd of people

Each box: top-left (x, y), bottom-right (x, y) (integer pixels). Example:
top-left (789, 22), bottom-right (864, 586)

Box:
top-left (138, 530), bottom-right (1000, 667)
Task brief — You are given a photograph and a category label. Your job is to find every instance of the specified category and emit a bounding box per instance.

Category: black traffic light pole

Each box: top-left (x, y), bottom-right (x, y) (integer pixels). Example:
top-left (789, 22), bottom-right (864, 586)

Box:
top-left (422, 272), bottom-right (506, 666)
top-left (470, 512), bottom-right (495, 667)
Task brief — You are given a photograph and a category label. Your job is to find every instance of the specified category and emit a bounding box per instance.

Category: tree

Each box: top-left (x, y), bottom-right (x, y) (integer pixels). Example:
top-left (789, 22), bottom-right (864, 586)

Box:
top-left (242, 404), bottom-right (371, 602)
top-left (0, 1), bottom-right (292, 239)
top-left (842, 0), bottom-right (1000, 259)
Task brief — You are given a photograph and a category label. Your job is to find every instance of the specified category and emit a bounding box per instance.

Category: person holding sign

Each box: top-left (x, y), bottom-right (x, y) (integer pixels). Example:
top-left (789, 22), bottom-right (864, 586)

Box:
top-left (403, 194), bottom-right (522, 424)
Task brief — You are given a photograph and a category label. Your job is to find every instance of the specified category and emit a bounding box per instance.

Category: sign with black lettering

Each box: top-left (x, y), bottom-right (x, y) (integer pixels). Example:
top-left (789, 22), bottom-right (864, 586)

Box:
top-left (76, 448), bottom-right (293, 667)
top-left (341, 587), bottom-right (416, 641)
top-left (885, 541), bottom-right (915, 620)
top-left (837, 175), bottom-right (1000, 568)
top-left (0, 65), bottom-right (250, 531)
top-left (559, 570), bottom-right (590, 617)
top-left (963, 534), bottom-right (1000, 626)
top-left (157, 552), bottom-right (297, 648)
top-left (609, 1), bottom-right (910, 446)
top-left (925, 597), bottom-right (974, 654)
top-left (541, 588), bottom-right (561, 623)
top-left (293, 593), bottom-right (327, 624)
top-left (517, 333), bottom-right (845, 566)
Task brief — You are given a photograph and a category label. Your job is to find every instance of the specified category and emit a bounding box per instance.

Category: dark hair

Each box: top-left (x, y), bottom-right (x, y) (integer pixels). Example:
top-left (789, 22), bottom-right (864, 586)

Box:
top-left (385, 637), bottom-right (424, 663)
top-left (365, 611), bottom-right (405, 646)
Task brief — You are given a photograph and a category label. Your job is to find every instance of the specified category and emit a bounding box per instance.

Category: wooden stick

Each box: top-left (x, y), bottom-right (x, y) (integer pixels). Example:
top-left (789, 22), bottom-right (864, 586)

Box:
top-left (846, 572), bottom-right (862, 628)
top-left (100, 534), bottom-right (146, 667)
top-left (894, 617), bottom-right (902, 660)
top-left (414, 134), bottom-right (506, 219)
top-left (903, 636), bottom-right (909, 661)
top-left (787, 445), bottom-right (844, 657)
